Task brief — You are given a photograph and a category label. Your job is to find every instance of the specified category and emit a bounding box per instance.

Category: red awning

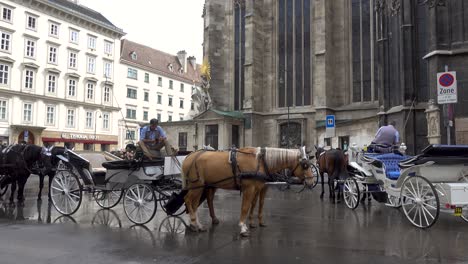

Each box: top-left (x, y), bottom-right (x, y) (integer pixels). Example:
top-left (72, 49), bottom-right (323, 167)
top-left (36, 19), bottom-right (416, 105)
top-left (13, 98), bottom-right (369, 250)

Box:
top-left (41, 137), bottom-right (117, 145)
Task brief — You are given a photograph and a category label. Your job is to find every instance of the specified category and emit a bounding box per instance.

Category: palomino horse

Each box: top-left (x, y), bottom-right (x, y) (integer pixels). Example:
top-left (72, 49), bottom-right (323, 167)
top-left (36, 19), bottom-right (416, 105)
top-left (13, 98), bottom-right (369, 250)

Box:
top-left (315, 146), bottom-right (348, 203)
top-left (182, 146), bottom-right (314, 237)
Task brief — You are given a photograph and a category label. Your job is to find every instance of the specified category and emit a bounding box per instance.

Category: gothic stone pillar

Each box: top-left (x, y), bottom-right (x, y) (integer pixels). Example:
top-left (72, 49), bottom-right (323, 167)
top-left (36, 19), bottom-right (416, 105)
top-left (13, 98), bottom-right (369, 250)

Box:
top-left (425, 99), bottom-right (441, 144)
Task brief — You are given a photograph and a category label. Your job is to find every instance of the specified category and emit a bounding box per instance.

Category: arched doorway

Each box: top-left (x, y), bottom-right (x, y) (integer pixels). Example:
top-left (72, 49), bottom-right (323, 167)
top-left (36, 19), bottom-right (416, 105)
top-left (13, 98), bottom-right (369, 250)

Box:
top-left (279, 122), bottom-right (301, 148)
top-left (18, 130), bottom-right (35, 144)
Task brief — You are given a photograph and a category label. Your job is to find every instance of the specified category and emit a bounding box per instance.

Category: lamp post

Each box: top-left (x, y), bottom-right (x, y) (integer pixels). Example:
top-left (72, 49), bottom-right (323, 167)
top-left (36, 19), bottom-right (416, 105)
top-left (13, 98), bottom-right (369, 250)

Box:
top-left (93, 110), bottom-right (102, 151)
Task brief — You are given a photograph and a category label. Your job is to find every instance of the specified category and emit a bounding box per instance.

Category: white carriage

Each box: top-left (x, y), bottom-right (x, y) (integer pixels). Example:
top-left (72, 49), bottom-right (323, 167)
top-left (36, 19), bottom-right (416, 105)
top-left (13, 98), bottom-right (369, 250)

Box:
top-left (346, 144), bottom-right (468, 228)
top-left (50, 149), bottom-right (187, 225)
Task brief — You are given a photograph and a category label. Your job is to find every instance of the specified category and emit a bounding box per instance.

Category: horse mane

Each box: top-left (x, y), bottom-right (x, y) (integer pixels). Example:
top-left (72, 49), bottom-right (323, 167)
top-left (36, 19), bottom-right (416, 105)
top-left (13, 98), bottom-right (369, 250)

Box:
top-left (256, 147), bottom-right (299, 169)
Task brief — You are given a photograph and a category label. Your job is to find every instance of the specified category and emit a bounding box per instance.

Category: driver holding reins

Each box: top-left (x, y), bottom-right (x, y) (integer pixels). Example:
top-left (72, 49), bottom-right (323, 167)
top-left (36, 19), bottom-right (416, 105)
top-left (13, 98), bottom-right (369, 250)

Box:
top-left (370, 121), bottom-right (400, 153)
top-left (138, 118), bottom-right (176, 158)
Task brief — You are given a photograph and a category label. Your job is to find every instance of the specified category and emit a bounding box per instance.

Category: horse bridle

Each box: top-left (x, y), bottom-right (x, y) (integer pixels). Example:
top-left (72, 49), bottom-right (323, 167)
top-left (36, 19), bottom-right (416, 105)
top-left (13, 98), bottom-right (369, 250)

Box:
top-left (290, 156), bottom-right (314, 183)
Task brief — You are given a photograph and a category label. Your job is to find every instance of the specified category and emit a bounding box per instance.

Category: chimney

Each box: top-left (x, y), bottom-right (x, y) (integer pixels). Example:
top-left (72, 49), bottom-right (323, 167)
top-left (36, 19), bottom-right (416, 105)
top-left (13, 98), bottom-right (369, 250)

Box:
top-left (188, 56), bottom-right (197, 70)
top-left (177, 50), bottom-right (187, 73)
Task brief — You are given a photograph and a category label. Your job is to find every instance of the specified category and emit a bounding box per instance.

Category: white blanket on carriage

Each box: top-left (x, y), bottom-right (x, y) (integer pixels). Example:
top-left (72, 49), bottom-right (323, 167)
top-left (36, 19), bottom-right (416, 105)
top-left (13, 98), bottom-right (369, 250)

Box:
top-left (164, 156), bottom-right (186, 176)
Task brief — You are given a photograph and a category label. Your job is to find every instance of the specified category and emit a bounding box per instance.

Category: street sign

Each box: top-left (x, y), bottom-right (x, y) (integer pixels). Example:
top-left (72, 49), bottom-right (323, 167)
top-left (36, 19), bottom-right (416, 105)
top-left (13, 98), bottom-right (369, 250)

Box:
top-left (325, 115), bottom-right (335, 138)
top-left (437, 71), bottom-right (457, 104)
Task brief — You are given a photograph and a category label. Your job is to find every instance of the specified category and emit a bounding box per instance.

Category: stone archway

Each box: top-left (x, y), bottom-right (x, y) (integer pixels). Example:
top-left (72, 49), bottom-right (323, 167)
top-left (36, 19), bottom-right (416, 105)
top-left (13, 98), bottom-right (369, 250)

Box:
top-left (279, 122), bottom-right (301, 148)
top-left (18, 130), bottom-right (35, 144)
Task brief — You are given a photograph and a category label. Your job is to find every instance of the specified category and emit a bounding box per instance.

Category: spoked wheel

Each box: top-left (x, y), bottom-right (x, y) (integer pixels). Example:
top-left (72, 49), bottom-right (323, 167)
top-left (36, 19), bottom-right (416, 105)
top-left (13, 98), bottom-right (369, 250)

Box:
top-left (123, 183), bottom-right (157, 225)
top-left (386, 195), bottom-right (402, 208)
top-left (296, 164), bottom-right (320, 193)
top-left (401, 176), bottom-right (440, 229)
top-left (343, 177), bottom-right (360, 210)
top-left (50, 170), bottom-right (82, 216)
top-left (158, 179), bottom-right (187, 216)
top-left (91, 209), bottom-right (122, 228)
top-left (93, 189), bottom-right (123, 209)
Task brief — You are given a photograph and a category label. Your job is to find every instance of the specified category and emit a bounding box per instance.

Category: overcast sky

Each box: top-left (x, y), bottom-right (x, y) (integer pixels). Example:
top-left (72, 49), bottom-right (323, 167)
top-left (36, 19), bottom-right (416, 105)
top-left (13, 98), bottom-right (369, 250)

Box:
top-left (79, 0), bottom-right (205, 60)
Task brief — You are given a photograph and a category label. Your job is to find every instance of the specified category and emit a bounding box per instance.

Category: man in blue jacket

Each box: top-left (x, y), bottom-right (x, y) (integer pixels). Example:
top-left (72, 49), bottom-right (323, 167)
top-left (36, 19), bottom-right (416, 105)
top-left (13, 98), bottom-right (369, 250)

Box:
top-left (138, 118), bottom-right (176, 158)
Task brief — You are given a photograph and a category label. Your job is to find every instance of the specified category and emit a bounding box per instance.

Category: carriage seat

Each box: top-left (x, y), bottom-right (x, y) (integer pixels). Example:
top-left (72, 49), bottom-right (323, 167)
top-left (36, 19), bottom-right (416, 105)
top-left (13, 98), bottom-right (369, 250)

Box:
top-left (102, 159), bottom-right (164, 170)
top-left (371, 153), bottom-right (412, 180)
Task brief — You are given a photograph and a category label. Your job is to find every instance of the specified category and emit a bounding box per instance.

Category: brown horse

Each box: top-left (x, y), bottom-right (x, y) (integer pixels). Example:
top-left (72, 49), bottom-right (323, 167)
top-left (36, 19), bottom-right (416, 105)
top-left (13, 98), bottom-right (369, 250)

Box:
top-left (315, 146), bottom-right (348, 203)
top-left (182, 146), bottom-right (314, 236)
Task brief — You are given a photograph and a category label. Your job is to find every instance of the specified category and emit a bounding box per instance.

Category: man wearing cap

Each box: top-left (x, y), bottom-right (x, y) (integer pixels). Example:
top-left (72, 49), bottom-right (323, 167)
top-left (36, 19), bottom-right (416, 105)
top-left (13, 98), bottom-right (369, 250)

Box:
top-left (138, 118), bottom-right (176, 158)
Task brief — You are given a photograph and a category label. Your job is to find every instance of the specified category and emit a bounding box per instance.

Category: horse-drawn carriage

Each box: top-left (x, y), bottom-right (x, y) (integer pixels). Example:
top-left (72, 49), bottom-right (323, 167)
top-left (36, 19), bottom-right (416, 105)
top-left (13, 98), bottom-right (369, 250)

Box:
top-left (50, 148), bottom-right (187, 224)
top-left (346, 144), bottom-right (468, 228)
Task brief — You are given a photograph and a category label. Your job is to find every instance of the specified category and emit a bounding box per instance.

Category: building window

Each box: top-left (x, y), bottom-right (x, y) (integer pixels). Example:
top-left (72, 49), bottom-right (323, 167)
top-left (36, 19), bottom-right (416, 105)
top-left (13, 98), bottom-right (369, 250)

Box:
top-left (179, 99), bottom-right (184, 109)
top-left (85, 111), bottom-right (93, 129)
top-left (0, 63), bottom-right (9, 85)
top-left (277, 0), bottom-right (312, 107)
top-left (168, 97), bottom-right (173, 107)
top-left (127, 87), bottom-right (137, 99)
top-left (104, 41), bottom-right (112, 55)
top-left (26, 14), bottom-right (37, 31)
top-left (143, 110), bottom-right (148, 121)
top-left (87, 56), bottom-right (96, 74)
top-left (25, 39), bottom-right (36, 58)
top-left (67, 109), bottom-right (75, 127)
top-left (102, 113), bottom-right (110, 129)
top-left (0, 32), bottom-right (11, 52)
top-left (49, 22), bottom-right (59, 37)
top-left (158, 77), bottom-right (162, 86)
top-left (157, 94), bottom-right (162, 104)
top-left (144, 91), bottom-right (149, 101)
top-left (157, 113), bottom-right (161, 121)
top-left (205, 124), bottom-right (219, 150)
top-left (191, 101), bottom-right (194, 110)
top-left (104, 61), bottom-right (112, 78)
top-left (86, 82), bottom-right (94, 101)
top-left (126, 130), bottom-right (135, 140)
top-left (168, 114), bottom-right (172, 122)
top-left (0, 100), bottom-right (7, 120)
top-left (126, 108), bottom-right (136, 119)
top-left (179, 115), bottom-right (184, 121)
top-left (2, 7), bottom-right (12, 22)
top-left (47, 74), bottom-right (57, 94)
top-left (46, 105), bottom-right (55, 125)
top-left (169, 80), bottom-right (173, 89)
top-left (68, 51), bottom-right (77, 69)
top-left (130, 51), bottom-right (137, 60)
top-left (24, 69), bottom-right (34, 90)
top-left (88, 35), bottom-right (97, 49)
top-left (68, 79), bottom-right (76, 97)
top-left (48, 45), bottom-right (58, 64)
top-left (178, 132), bottom-right (188, 151)
top-left (144, 73), bottom-right (149, 83)
top-left (104, 86), bottom-right (111, 103)
top-left (180, 83), bottom-right (184, 92)
top-left (127, 68), bottom-right (137, 79)
top-left (70, 29), bottom-right (79, 44)
top-left (23, 103), bottom-right (32, 123)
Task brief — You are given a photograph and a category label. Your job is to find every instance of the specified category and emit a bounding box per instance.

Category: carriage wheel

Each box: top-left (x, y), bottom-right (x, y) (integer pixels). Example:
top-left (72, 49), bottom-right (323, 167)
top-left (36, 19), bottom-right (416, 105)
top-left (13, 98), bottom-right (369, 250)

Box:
top-left (386, 195), bottom-right (402, 208)
top-left (123, 183), bottom-right (157, 225)
top-left (93, 189), bottom-right (123, 209)
top-left (343, 177), bottom-right (360, 210)
top-left (50, 170), bottom-right (82, 216)
top-left (401, 176), bottom-right (440, 229)
top-left (158, 179), bottom-right (186, 216)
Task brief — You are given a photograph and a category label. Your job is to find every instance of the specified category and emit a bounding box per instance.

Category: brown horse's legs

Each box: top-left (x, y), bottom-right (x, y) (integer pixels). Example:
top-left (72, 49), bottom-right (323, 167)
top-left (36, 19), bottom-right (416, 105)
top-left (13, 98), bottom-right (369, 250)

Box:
top-left (239, 184), bottom-right (256, 237)
top-left (248, 189), bottom-right (260, 228)
top-left (206, 188), bottom-right (219, 225)
top-left (184, 188), bottom-right (205, 231)
top-left (320, 172), bottom-right (325, 199)
top-left (258, 185), bottom-right (268, 227)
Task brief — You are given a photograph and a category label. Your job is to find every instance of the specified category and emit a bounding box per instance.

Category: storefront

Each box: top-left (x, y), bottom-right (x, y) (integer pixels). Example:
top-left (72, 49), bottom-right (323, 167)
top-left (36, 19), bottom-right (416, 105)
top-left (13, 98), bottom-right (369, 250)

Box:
top-left (10, 125), bottom-right (46, 145)
top-left (41, 131), bottom-right (118, 151)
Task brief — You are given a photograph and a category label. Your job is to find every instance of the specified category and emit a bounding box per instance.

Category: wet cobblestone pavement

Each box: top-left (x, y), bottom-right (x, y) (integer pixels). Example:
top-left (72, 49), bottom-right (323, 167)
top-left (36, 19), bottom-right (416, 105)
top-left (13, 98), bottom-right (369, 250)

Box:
top-left (1, 177), bottom-right (468, 264)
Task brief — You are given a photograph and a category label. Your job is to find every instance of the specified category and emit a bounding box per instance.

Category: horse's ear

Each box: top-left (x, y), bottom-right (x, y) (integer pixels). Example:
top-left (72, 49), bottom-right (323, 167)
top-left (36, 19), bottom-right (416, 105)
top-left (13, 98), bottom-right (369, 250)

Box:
top-left (314, 145), bottom-right (318, 150)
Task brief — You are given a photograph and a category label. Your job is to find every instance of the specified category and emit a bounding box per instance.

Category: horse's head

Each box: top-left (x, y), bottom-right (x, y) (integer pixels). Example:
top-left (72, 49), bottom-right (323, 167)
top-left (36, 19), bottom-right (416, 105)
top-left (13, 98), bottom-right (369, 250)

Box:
top-left (291, 146), bottom-right (315, 186)
top-left (39, 145), bottom-right (55, 175)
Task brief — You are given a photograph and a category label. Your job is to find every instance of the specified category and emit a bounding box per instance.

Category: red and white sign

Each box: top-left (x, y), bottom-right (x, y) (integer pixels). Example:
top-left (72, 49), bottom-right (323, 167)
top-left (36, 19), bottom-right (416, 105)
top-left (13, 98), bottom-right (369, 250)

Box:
top-left (437, 71), bottom-right (457, 104)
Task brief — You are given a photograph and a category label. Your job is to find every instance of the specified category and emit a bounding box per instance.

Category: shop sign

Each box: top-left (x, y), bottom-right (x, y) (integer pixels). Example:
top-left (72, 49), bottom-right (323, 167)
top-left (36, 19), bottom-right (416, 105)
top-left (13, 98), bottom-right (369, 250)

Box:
top-left (61, 133), bottom-right (100, 140)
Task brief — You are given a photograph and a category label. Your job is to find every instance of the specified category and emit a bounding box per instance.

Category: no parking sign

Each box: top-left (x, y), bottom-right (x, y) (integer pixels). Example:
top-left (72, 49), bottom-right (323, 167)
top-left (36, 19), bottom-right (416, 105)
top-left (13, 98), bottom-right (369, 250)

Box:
top-left (437, 71), bottom-right (457, 104)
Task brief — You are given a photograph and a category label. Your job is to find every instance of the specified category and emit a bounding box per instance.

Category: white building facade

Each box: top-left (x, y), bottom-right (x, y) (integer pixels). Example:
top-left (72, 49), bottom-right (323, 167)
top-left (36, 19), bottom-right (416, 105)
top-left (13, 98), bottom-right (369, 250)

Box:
top-left (117, 40), bottom-right (200, 149)
top-left (0, 0), bottom-right (125, 151)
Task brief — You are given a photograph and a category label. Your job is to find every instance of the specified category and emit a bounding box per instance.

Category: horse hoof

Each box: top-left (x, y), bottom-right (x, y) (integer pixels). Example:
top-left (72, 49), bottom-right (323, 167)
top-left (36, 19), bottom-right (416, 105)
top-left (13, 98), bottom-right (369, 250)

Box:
top-left (212, 218), bottom-right (220, 225)
top-left (189, 224), bottom-right (200, 232)
top-left (259, 223), bottom-right (267, 228)
top-left (249, 223), bottom-right (257, 229)
top-left (199, 226), bottom-right (207, 232)
top-left (240, 231), bottom-right (250, 238)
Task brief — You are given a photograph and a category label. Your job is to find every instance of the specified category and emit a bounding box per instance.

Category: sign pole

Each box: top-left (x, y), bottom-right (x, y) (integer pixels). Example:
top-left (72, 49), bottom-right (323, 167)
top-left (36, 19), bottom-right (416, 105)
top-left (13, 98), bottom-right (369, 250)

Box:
top-left (445, 65), bottom-right (450, 145)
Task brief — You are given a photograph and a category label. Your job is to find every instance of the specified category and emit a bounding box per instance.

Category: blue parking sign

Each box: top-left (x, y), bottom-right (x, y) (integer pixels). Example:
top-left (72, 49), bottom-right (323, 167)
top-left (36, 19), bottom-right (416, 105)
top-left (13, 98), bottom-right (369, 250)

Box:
top-left (326, 115), bottom-right (335, 128)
